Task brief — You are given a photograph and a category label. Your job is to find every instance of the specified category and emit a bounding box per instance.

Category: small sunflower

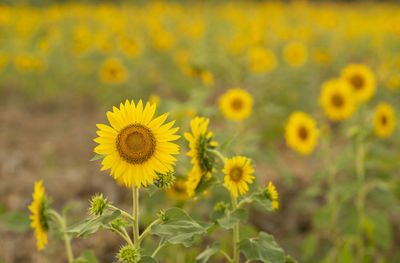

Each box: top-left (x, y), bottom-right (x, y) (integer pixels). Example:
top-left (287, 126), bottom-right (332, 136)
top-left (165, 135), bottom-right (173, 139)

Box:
top-left (320, 78), bottom-right (357, 122)
top-left (374, 102), bottom-right (396, 138)
top-left (99, 58), bottom-right (128, 84)
top-left (166, 177), bottom-right (190, 201)
top-left (283, 42), bottom-right (307, 67)
top-left (266, 181), bottom-right (279, 210)
top-left (28, 180), bottom-right (50, 251)
top-left (247, 47), bottom-right (278, 73)
top-left (219, 88), bottom-right (253, 121)
top-left (341, 64), bottom-right (376, 102)
top-left (94, 100), bottom-right (180, 188)
top-left (285, 112), bottom-right (319, 155)
top-left (223, 156), bottom-right (255, 197)
top-left (184, 117), bottom-right (218, 197)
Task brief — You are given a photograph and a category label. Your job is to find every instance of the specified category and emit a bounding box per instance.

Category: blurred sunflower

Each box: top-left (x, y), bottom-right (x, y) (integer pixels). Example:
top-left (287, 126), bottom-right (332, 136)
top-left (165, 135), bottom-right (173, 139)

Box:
top-left (285, 111), bottom-right (319, 155)
top-left (341, 64), bottom-right (375, 102)
top-left (99, 58), bottom-right (127, 84)
top-left (283, 42), bottom-right (307, 67)
top-left (320, 78), bottom-right (357, 121)
top-left (28, 180), bottom-right (50, 251)
top-left (223, 156), bottom-right (255, 197)
top-left (247, 47), bottom-right (278, 73)
top-left (219, 88), bottom-right (253, 121)
top-left (184, 117), bottom-right (218, 197)
top-left (119, 36), bottom-right (141, 59)
top-left (166, 177), bottom-right (190, 201)
top-left (266, 181), bottom-right (279, 210)
top-left (373, 102), bottom-right (396, 138)
top-left (94, 100), bottom-right (180, 188)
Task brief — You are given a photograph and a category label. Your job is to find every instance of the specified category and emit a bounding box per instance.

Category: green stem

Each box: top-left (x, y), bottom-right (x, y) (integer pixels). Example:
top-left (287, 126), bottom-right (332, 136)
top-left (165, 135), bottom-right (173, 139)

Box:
top-left (49, 210), bottom-right (74, 263)
top-left (132, 185), bottom-right (140, 249)
top-left (105, 226), bottom-right (134, 247)
top-left (219, 249), bottom-right (233, 262)
top-left (207, 149), bottom-right (227, 166)
top-left (231, 194), bottom-right (240, 263)
top-left (151, 242), bottom-right (166, 257)
top-left (109, 205), bottom-right (136, 224)
top-left (138, 218), bottom-right (160, 244)
top-left (355, 140), bottom-right (366, 262)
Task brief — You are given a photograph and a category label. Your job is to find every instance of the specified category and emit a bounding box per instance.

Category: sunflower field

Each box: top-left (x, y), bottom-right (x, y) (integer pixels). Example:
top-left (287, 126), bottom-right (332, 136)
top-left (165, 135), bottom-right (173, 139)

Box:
top-left (1, 1), bottom-right (400, 263)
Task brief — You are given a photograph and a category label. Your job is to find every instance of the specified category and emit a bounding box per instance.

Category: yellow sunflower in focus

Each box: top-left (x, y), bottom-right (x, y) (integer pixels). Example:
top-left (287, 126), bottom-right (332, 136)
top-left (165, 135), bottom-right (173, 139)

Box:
top-left (283, 42), bottom-right (307, 67)
top-left (223, 156), bottom-right (255, 197)
top-left (99, 58), bottom-right (127, 84)
top-left (94, 100), bottom-right (180, 188)
top-left (285, 112), bottom-right (319, 155)
top-left (166, 177), bottom-right (190, 201)
top-left (247, 47), bottom-right (277, 73)
top-left (219, 88), bottom-right (253, 121)
top-left (341, 64), bottom-right (376, 102)
top-left (374, 102), bottom-right (396, 138)
top-left (266, 181), bottom-right (279, 210)
top-left (320, 78), bottom-right (357, 122)
top-left (28, 180), bottom-right (50, 251)
top-left (184, 117), bottom-right (218, 197)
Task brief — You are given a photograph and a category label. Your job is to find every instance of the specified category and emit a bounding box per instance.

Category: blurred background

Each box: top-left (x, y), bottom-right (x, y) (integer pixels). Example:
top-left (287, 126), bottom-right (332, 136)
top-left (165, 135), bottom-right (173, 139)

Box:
top-left (1, 0), bottom-right (400, 262)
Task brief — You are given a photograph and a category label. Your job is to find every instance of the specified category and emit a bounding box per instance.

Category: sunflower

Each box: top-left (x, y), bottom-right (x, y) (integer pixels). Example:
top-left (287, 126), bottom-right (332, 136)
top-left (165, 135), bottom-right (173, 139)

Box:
top-left (166, 177), bottom-right (190, 201)
top-left (28, 180), bottom-right (50, 251)
top-left (285, 111), bottom-right (319, 155)
top-left (223, 156), bottom-right (255, 197)
top-left (247, 47), bottom-right (278, 73)
top-left (341, 64), bottom-right (376, 102)
top-left (373, 102), bottom-right (396, 138)
top-left (99, 58), bottom-right (127, 84)
top-left (283, 42), bottom-right (307, 67)
top-left (184, 117), bottom-right (218, 197)
top-left (266, 182), bottom-right (279, 210)
top-left (219, 88), bottom-right (253, 121)
top-left (320, 78), bottom-right (357, 121)
top-left (94, 100), bottom-right (180, 188)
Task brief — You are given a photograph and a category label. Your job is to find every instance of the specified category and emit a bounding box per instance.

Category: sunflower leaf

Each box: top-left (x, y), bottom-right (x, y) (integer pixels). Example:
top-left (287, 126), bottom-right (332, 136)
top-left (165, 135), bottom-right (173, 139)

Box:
top-left (138, 256), bottom-right (158, 263)
top-left (210, 208), bottom-right (247, 230)
top-left (90, 154), bottom-right (107, 161)
top-left (65, 210), bottom-right (121, 238)
top-left (242, 190), bottom-right (274, 212)
top-left (73, 250), bottom-right (99, 263)
top-left (150, 207), bottom-right (208, 247)
top-left (239, 232), bottom-right (285, 263)
top-left (2, 211), bottom-right (31, 233)
top-left (196, 242), bottom-right (221, 263)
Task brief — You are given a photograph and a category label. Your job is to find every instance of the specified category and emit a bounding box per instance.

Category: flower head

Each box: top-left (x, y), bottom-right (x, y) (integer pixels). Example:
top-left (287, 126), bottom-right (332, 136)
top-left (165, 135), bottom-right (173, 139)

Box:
top-left (28, 180), bottom-right (50, 251)
top-left (166, 177), bottom-right (190, 201)
top-left (94, 100), bottom-right (180, 188)
top-left (154, 171), bottom-right (176, 188)
top-left (219, 88), bottom-right (253, 121)
top-left (99, 58), bottom-right (128, 84)
top-left (184, 117), bottom-right (218, 197)
top-left (283, 42), bottom-right (307, 67)
top-left (266, 181), bottom-right (279, 210)
top-left (116, 245), bottom-right (140, 263)
top-left (223, 156), bottom-right (255, 197)
top-left (285, 111), bottom-right (319, 155)
top-left (374, 102), bottom-right (396, 138)
top-left (89, 193), bottom-right (108, 216)
top-left (247, 47), bottom-right (277, 73)
top-left (341, 64), bottom-right (376, 102)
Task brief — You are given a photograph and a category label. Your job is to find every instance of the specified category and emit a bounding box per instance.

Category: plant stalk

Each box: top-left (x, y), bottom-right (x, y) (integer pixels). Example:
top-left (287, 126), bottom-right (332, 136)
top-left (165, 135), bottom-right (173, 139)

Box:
top-left (132, 185), bottom-right (140, 249)
top-left (50, 210), bottom-right (74, 263)
top-left (231, 194), bottom-right (240, 263)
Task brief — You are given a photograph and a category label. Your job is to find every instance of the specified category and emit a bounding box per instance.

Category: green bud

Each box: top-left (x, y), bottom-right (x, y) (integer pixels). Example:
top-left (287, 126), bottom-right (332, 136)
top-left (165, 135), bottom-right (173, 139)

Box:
top-left (157, 210), bottom-right (166, 222)
top-left (214, 201), bottom-right (228, 212)
top-left (89, 193), bottom-right (108, 216)
top-left (154, 171), bottom-right (176, 188)
top-left (111, 218), bottom-right (128, 231)
top-left (116, 245), bottom-right (140, 263)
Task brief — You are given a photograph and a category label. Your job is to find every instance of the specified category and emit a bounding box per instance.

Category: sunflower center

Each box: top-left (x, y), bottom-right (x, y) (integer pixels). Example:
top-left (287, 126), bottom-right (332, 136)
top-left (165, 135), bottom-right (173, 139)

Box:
top-left (380, 115), bottom-right (388, 126)
top-left (116, 124), bottom-right (156, 164)
top-left (298, 125), bottom-right (308, 141)
top-left (331, 93), bottom-right (344, 108)
top-left (231, 98), bottom-right (243, 111)
top-left (350, 74), bottom-right (364, 90)
top-left (229, 166), bottom-right (243, 182)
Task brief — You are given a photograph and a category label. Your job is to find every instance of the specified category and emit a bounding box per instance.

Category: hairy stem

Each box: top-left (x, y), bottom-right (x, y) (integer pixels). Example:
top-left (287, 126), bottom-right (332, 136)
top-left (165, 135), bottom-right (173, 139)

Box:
top-left (50, 210), bottom-right (74, 263)
top-left (152, 242), bottom-right (166, 257)
top-left (108, 205), bottom-right (136, 224)
top-left (138, 218), bottom-right (160, 244)
top-left (132, 185), bottom-right (140, 249)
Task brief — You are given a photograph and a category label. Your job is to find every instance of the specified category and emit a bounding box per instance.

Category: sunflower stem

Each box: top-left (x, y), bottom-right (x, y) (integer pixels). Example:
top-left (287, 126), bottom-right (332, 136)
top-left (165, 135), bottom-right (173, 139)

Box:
top-left (132, 185), bottom-right (140, 249)
top-left (219, 249), bottom-right (233, 262)
top-left (231, 194), bottom-right (240, 263)
top-left (207, 149), bottom-right (227, 166)
top-left (138, 218), bottom-right (160, 244)
top-left (108, 205), bottom-right (137, 224)
top-left (49, 210), bottom-right (74, 263)
top-left (152, 241), bottom-right (166, 257)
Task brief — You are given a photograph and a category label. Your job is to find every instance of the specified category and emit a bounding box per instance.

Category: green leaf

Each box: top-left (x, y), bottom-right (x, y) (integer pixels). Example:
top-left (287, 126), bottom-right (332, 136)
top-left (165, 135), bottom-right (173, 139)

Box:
top-left (90, 154), bottom-right (107, 161)
top-left (2, 211), bottom-right (31, 232)
top-left (73, 250), bottom-right (99, 263)
top-left (239, 232), bottom-right (285, 263)
top-left (211, 208), bottom-right (247, 229)
top-left (138, 256), bottom-right (158, 263)
top-left (196, 242), bottom-right (220, 263)
top-left (285, 255), bottom-right (297, 263)
top-left (241, 190), bottom-right (273, 212)
top-left (65, 210), bottom-right (121, 238)
top-left (62, 203), bottom-right (78, 218)
top-left (150, 207), bottom-right (208, 247)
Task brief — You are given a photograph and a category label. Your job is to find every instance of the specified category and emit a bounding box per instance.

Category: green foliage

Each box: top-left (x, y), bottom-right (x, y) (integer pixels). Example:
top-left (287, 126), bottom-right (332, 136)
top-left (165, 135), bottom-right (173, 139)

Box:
top-left (138, 256), bottom-right (158, 263)
top-left (2, 211), bottom-right (31, 233)
top-left (150, 208), bottom-right (209, 247)
top-left (89, 154), bottom-right (106, 161)
top-left (65, 210), bottom-right (121, 238)
top-left (195, 242), bottom-right (221, 263)
top-left (241, 189), bottom-right (274, 212)
top-left (239, 232), bottom-right (285, 263)
top-left (210, 208), bottom-right (247, 230)
top-left (74, 250), bottom-right (99, 263)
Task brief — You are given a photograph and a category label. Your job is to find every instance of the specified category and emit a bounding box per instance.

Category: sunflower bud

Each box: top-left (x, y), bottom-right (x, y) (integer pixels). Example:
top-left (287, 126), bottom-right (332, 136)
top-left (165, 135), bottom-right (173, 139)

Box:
top-left (89, 194), bottom-right (108, 216)
top-left (154, 171), bottom-right (176, 188)
top-left (157, 210), bottom-right (166, 222)
top-left (214, 201), bottom-right (228, 212)
top-left (116, 245), bottom-right (140, 263)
